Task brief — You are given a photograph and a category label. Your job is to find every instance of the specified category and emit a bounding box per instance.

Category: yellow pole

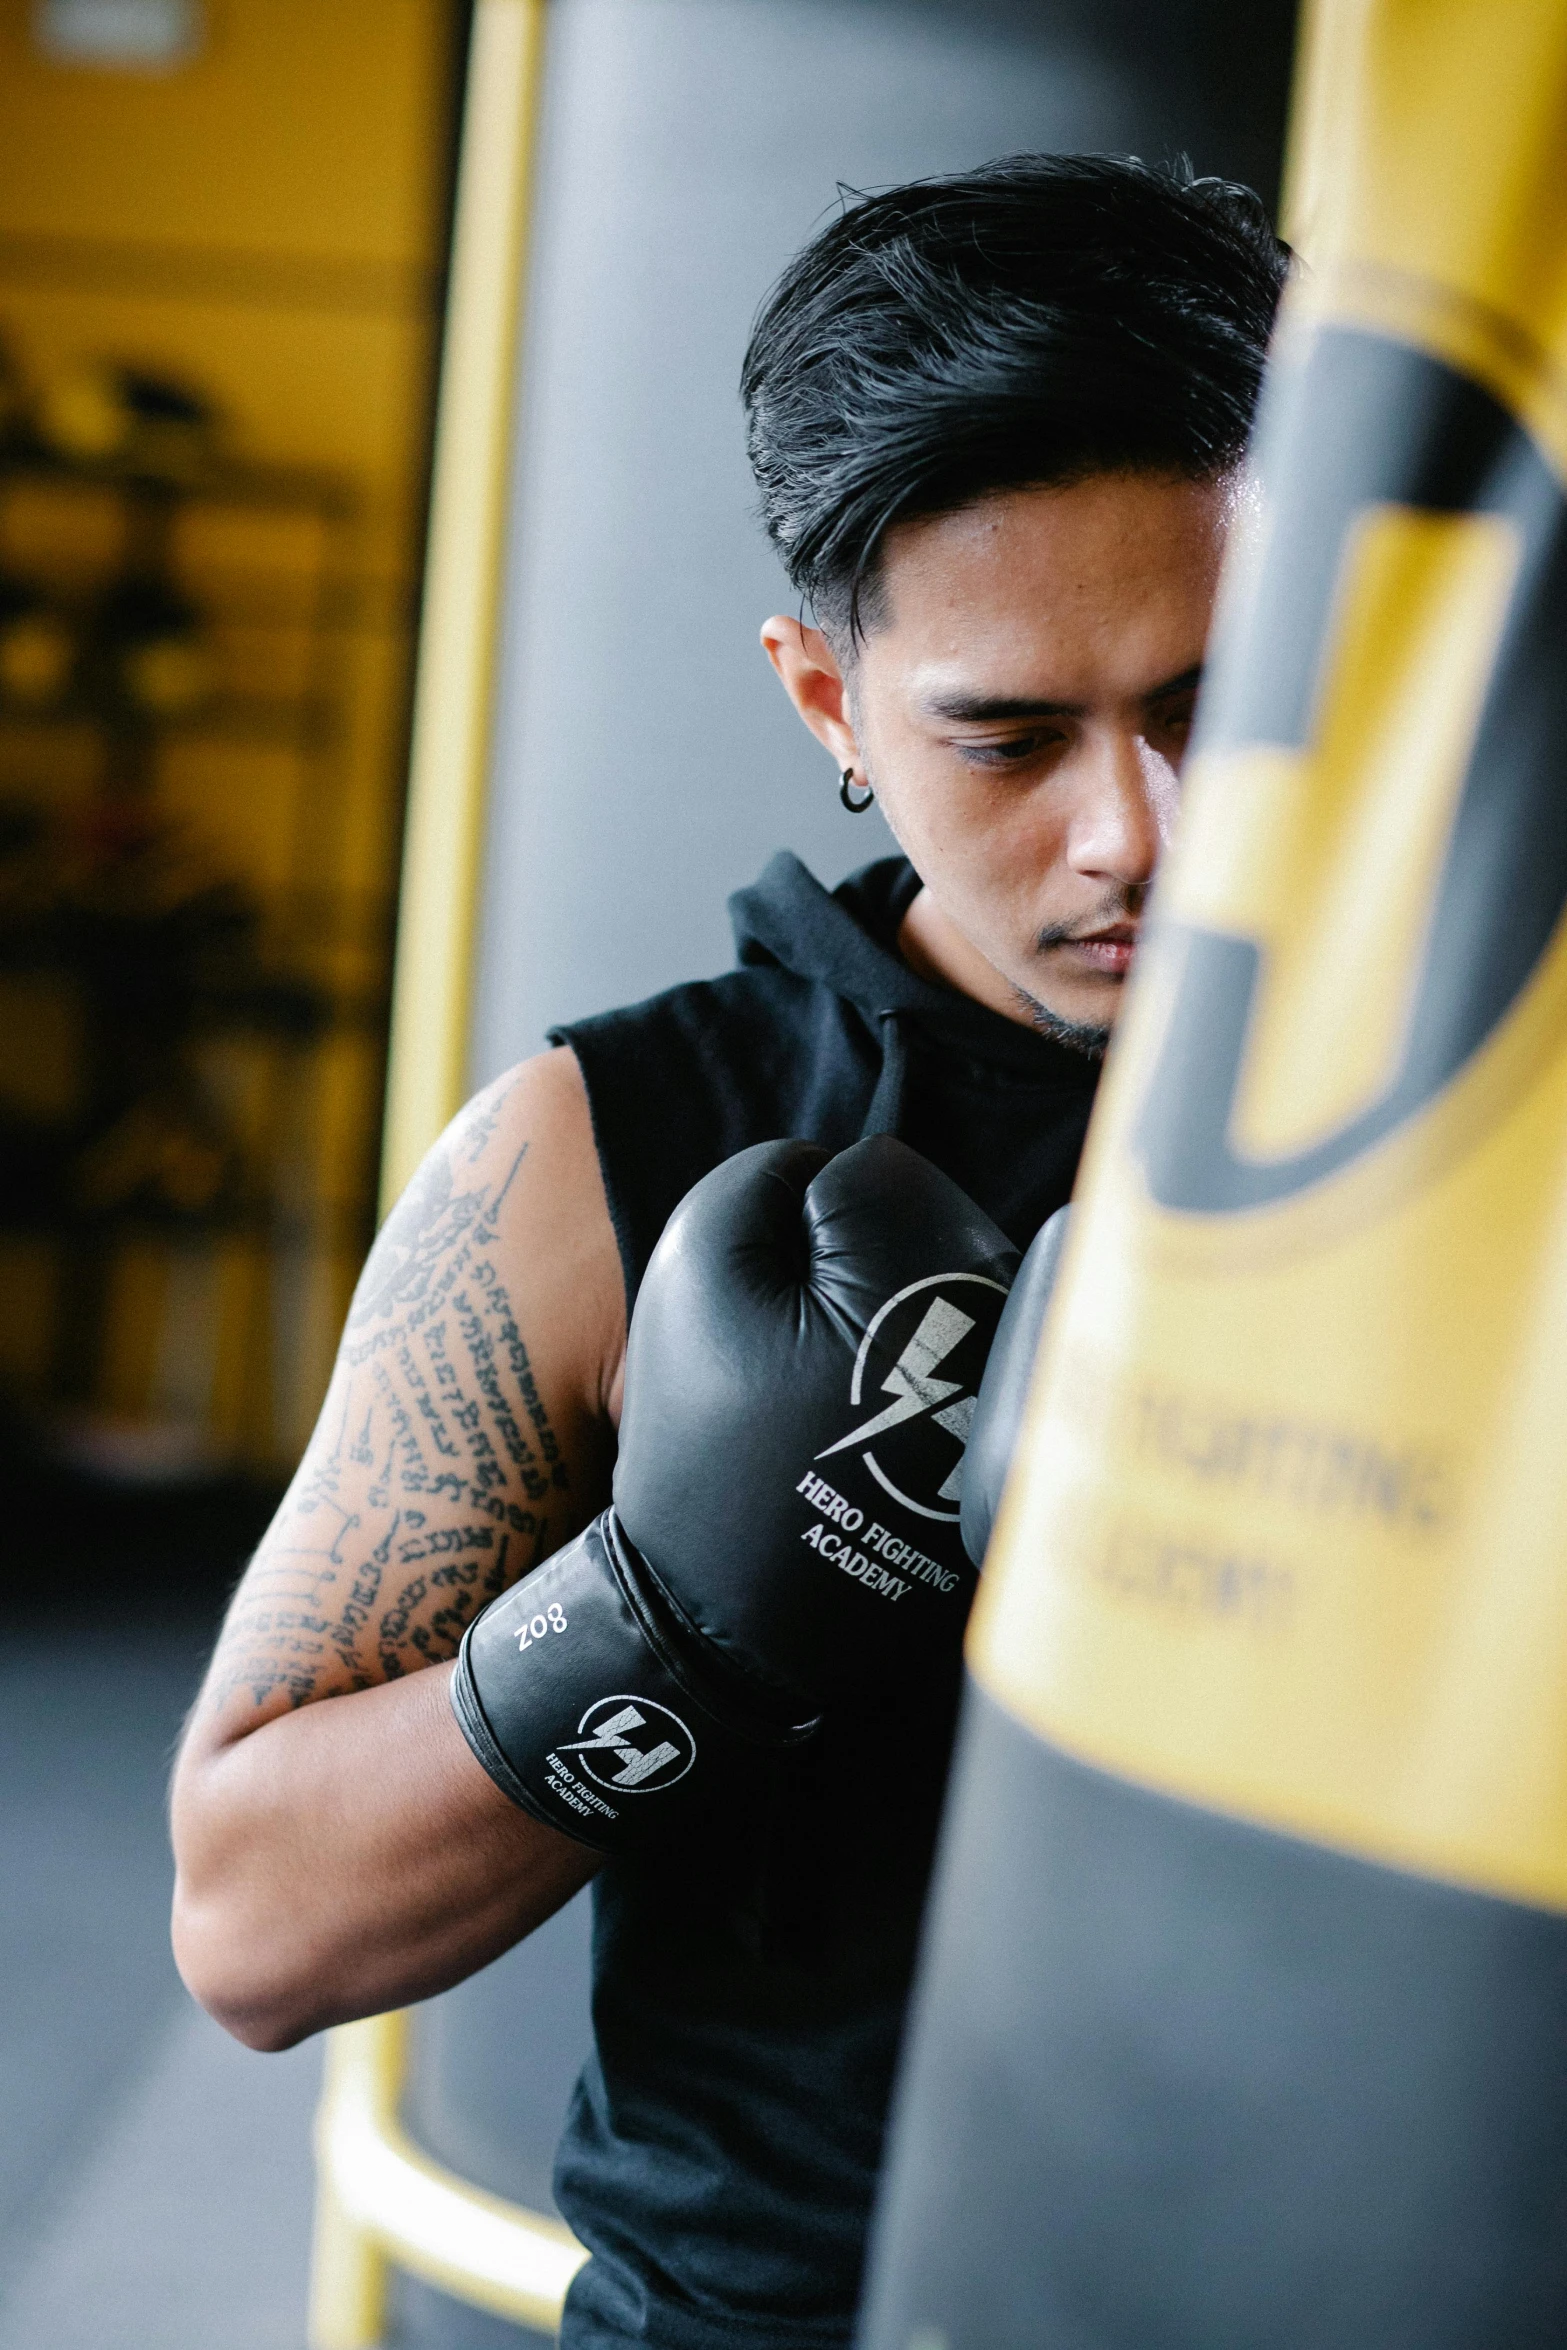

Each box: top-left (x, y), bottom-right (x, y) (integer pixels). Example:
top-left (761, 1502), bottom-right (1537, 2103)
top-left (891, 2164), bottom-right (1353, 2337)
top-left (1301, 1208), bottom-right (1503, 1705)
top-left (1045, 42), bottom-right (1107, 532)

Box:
top-left (378, 0), bottom-right (547, 1215)
top-left (308, 2018), bottom-right (406, 2350)
top-left (310, 2012), bottom-right (587, 2348)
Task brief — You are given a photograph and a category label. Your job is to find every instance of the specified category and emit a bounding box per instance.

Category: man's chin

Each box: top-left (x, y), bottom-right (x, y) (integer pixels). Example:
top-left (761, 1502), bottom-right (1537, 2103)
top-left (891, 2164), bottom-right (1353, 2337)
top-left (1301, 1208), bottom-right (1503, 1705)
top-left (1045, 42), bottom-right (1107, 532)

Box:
top-left (1010, 986), bottom-right (1113, 1060)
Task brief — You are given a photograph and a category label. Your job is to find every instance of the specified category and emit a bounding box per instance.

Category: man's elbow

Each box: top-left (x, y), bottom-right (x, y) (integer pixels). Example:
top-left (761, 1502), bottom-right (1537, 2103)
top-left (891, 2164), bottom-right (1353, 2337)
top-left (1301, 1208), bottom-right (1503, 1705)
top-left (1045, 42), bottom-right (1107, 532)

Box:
top-left (168, 1746), bottom-right (331, 2050)
top-left (171, 1876), bottom-right (325, 2052)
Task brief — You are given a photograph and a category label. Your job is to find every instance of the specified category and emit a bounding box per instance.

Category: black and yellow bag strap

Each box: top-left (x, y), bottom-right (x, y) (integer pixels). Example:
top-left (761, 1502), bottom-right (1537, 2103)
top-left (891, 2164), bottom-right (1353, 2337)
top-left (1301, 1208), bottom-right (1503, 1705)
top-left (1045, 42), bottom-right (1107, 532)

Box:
top-left (859, 4), bottom-right (1567, 2345)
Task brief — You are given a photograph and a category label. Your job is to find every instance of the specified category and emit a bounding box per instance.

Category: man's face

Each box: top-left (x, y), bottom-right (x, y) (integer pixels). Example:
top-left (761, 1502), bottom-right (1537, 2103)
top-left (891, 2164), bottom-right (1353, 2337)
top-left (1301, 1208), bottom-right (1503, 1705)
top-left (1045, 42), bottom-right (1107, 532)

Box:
top-left (764, 470), bottom-right (1236, 1046)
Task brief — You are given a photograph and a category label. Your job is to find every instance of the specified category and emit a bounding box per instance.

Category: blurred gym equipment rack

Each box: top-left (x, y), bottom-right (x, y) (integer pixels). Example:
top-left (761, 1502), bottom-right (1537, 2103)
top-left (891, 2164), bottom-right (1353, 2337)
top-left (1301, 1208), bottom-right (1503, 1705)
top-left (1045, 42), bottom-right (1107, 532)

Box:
top-left (0, 375), bottom-right (387, 1473)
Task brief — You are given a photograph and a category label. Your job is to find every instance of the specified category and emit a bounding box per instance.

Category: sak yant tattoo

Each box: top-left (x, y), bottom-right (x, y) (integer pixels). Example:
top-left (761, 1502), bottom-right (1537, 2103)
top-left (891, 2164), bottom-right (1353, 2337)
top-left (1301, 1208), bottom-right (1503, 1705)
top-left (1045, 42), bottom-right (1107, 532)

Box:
top-left (213, 1094), bottom-right (571, 1711)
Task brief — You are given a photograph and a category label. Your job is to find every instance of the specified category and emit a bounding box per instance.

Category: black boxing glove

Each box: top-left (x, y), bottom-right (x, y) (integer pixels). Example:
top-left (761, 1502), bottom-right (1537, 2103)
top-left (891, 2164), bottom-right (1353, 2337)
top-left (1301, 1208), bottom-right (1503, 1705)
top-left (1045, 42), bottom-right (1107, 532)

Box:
top-left (959, 1204), bottom-right (1071, 1570)
top-left (452, 1505), bottom-right (809, 1850)
top-left (451, 1135), bottom-right (1017, 1851)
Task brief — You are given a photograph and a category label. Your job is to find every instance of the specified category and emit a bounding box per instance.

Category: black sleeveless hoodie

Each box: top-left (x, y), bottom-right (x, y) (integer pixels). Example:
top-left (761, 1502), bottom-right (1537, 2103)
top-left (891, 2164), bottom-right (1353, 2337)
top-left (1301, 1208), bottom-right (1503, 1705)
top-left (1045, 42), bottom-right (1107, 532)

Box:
top-left (548, 852), bottom-right (1098, 2350)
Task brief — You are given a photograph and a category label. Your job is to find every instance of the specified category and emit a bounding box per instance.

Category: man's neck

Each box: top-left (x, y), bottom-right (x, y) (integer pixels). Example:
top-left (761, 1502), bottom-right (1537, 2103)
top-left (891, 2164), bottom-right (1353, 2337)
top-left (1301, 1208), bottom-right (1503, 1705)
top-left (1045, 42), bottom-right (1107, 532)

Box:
top-left (897, 887), bottom-right (1037, 1028)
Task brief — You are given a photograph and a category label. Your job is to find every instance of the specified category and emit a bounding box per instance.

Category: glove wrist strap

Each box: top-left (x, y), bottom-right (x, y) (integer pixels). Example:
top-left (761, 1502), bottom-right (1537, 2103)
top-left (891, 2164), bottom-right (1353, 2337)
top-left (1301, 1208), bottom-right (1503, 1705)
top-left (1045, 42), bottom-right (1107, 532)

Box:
top-left (452, 1511), bottom-right (815, 1853)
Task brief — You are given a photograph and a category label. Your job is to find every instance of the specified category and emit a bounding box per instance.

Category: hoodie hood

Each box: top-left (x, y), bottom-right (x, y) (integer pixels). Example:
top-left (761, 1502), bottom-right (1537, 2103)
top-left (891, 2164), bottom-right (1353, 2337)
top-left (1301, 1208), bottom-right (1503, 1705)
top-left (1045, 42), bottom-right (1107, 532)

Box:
top-left (555, 848), bottom-right (1099, 1308)
top-left (729, 851), bottom-right (1102, 1128)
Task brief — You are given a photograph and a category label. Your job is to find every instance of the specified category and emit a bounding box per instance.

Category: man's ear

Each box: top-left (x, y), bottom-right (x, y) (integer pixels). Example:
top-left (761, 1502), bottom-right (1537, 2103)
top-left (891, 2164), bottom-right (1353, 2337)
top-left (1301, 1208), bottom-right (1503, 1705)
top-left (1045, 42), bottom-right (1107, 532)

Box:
top-left (760, 616), bottom-right (861, 770)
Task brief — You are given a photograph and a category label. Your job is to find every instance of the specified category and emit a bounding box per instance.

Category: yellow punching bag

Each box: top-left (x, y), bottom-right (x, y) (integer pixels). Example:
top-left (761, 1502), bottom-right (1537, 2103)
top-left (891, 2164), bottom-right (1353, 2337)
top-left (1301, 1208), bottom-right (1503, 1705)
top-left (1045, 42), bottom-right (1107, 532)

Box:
top-left (857, 4), bottom-right (1567, 2345)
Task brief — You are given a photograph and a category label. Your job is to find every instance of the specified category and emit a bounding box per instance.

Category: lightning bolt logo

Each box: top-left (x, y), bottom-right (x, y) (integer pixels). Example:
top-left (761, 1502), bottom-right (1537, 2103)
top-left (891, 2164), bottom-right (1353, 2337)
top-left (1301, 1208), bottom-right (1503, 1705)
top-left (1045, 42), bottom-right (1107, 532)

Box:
top-left (561, 1703), bottom-right (681, 1787)
top-left (817, 1294), bottom-right (978, 1500)
top-left (812, 1271), bottom-right (1008, 1522)
top-left (559, 1697), bottom-right (696, 1794)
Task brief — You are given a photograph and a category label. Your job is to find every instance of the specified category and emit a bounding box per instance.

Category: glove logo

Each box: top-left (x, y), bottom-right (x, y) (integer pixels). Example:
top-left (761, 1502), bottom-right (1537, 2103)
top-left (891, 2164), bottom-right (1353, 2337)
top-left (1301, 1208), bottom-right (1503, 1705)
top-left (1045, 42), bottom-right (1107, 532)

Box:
top-left (558, 1695), bottom-right (696, 1794)
top-left (818, 1271), bottom-right (1009, 1523)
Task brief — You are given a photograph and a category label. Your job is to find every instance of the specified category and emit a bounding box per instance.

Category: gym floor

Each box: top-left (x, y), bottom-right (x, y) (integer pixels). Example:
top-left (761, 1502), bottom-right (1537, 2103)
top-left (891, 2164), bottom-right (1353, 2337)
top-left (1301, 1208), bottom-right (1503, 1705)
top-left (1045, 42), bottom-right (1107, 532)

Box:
top-left (0, 1475), bottom-right (319, 2348)
top-left (1, 1462), bottom-right (586, 2350)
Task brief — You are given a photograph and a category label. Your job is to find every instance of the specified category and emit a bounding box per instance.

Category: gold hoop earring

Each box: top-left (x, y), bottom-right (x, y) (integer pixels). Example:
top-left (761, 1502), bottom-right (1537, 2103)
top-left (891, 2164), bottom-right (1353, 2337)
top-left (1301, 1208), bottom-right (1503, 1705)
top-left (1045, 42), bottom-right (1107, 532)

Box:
top-left (839, 766), bottom-right (874, 814)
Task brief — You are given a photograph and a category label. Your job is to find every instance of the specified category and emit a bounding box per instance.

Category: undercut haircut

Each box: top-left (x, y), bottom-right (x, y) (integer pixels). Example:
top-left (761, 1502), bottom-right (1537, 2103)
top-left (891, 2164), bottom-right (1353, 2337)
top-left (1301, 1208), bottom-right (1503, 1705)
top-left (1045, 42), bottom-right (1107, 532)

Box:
top-left (741, 153), bottom-right (1289, 647)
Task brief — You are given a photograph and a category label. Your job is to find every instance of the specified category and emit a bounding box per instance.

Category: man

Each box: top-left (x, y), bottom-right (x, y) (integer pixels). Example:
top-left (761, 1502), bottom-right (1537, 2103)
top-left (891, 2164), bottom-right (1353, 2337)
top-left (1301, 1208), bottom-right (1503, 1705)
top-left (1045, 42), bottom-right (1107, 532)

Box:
top-left (172, 157), bottom-right (1285, 2346)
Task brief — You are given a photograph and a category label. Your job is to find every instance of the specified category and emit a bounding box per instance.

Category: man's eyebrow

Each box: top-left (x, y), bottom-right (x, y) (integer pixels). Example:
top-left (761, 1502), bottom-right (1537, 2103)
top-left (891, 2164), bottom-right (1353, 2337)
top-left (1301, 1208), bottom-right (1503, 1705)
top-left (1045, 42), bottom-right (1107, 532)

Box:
top-left (921, 663), bottom-right (1205, 724)
top-left (1145, 662), bottom-right (1205, 702)
top-left (923, 691), bottom-right (1084, 721)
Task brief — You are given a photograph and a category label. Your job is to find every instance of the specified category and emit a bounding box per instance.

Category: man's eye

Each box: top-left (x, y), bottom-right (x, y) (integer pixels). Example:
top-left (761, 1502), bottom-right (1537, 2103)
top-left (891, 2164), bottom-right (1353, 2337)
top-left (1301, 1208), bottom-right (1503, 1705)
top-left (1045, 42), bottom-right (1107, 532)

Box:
top-left (958, 733), bottom-right (1061, 769)
top-left (1155, 699), bottom-right (1198, 738)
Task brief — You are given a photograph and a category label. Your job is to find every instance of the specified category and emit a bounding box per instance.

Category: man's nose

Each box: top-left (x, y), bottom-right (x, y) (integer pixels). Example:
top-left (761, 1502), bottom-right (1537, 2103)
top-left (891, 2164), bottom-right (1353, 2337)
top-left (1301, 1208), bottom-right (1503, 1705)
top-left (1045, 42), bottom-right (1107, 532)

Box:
top-left (1062, 727), bottom-right (1173, 889)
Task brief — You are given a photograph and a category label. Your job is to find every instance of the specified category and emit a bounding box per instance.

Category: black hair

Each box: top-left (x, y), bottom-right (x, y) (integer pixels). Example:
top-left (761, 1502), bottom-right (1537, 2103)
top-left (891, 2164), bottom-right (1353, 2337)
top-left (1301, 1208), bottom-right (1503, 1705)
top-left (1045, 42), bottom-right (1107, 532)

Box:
top-left (741, 153), bottom-right (1288, 645)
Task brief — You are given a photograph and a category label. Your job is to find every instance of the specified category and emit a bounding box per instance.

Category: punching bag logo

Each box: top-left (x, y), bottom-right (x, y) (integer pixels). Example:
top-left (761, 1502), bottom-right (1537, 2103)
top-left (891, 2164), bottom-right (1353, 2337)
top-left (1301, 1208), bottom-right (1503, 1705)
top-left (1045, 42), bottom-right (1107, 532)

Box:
top-left (1136, 330), bottom-right (1567, 1215)
top-left (817, 1271), bottom-right (1009, 1522)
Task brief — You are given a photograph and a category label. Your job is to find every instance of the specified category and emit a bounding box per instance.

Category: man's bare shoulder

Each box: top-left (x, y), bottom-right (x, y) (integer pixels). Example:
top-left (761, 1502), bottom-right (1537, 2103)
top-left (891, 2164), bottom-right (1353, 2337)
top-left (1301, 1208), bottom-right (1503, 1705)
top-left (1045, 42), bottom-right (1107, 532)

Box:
top-left (188, 1046), bottom-right (625, 1737)
top-left (359, 1047), bottom-right (624, 1406)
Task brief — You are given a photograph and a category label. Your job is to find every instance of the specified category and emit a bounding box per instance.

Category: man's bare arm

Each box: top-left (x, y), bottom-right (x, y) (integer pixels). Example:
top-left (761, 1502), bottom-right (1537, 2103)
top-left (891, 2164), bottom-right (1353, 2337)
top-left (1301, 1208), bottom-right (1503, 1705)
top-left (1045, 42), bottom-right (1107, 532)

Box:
top-left (171, 1049), bottom-right (625, 2048)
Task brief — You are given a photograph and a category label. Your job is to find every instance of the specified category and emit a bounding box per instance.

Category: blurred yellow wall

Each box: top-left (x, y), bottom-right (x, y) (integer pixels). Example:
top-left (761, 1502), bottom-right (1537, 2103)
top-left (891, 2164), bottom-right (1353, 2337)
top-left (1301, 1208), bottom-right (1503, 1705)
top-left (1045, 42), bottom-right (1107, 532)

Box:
top-left (0, 0), bottom-right (462, 1470)
top-left (0, 0), bottom-right (455, 628)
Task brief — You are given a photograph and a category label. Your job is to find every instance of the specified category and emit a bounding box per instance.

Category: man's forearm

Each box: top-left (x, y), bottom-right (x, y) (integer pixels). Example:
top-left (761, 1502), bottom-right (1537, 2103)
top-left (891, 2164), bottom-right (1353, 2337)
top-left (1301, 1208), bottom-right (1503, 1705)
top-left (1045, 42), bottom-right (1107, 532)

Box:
top-left (171, 1664), bottom-right (597, 2049)
top-left (169, 1058), bottom-right (619, 2049)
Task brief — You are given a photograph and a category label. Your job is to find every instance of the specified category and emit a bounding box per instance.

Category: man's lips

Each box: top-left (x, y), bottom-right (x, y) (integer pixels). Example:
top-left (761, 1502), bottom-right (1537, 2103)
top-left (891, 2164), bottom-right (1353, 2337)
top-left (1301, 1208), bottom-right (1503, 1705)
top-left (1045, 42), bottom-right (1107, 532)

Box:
top-left (1050, 926), bottom-right (1139, 977)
